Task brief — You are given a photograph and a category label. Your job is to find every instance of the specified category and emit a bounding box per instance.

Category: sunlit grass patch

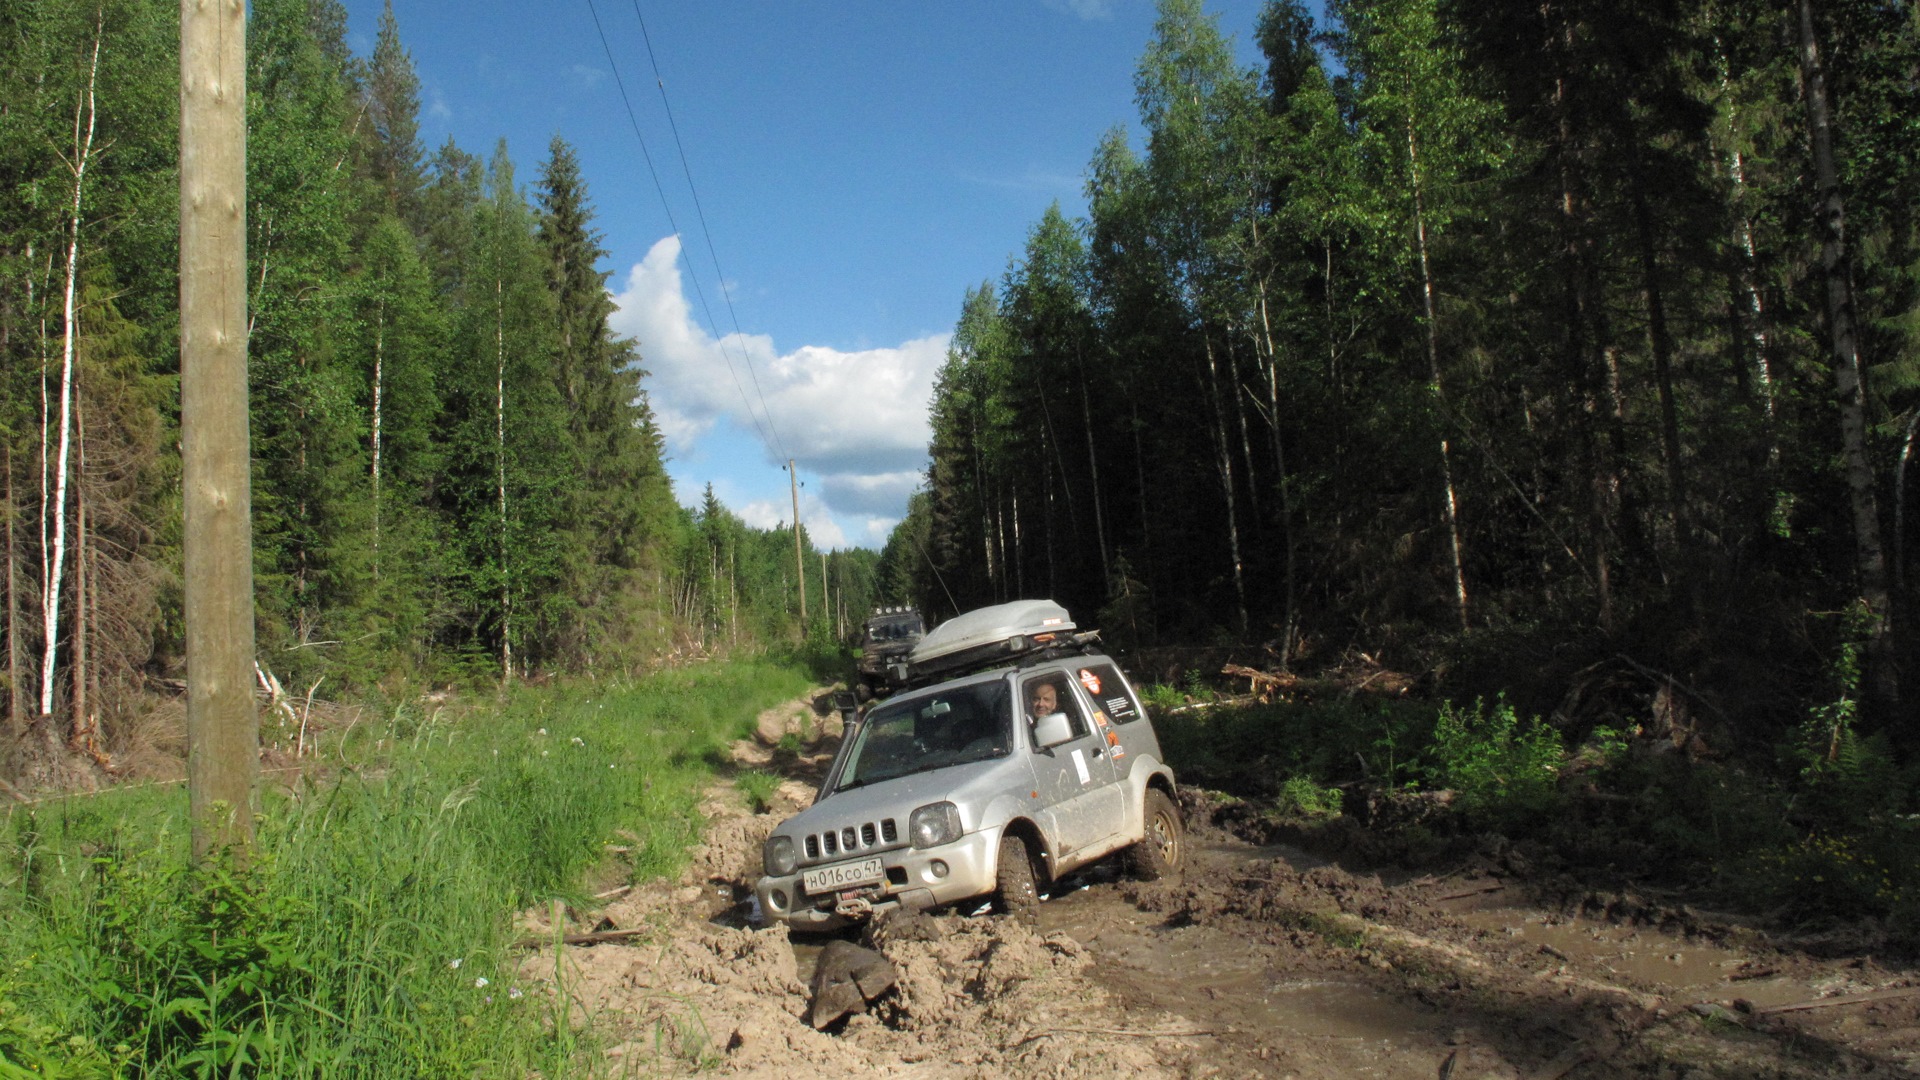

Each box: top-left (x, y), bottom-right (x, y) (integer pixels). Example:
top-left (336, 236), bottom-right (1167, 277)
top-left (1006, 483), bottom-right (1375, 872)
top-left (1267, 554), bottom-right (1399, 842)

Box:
top-left (0, 658), bottom-right (812, 1077)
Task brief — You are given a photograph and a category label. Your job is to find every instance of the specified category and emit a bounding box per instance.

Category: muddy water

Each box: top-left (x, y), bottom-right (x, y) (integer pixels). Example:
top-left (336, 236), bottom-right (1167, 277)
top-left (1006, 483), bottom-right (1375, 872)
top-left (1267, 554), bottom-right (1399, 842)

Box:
top-left (1445, 893), bottom-right (1808, 1008)
top-left (1045, 846), bottom-right (1449, 1077)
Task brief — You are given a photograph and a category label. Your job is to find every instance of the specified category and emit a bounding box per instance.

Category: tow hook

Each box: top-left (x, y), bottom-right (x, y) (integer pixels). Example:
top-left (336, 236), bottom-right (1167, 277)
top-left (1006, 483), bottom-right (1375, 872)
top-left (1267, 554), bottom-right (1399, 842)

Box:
top-left (835, 894), bottom-right (875, 919)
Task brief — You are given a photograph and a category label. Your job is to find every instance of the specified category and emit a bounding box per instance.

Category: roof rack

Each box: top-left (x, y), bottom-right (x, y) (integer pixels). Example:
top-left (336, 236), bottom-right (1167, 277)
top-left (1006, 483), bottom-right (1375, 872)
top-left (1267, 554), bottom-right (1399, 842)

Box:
top-left (889, 600), bottom-right (1101, 689)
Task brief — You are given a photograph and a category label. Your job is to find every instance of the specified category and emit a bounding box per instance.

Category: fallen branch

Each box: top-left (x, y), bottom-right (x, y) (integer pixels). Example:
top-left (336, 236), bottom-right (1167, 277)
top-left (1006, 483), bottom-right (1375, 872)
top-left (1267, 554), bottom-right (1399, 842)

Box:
top-left (1010, 1026), bottom-right (1215, 1049)
top-left (1434, 883), bottom-right (1506, 902)
top-left (512, 926), bottom-right (651, 950)
top-left (1164, 694), bottom-right (1257, 715)
top-left (1221, 663), bottom-right (1297, 702)
top-left (1757, 986), bottom-right (1920, 1016)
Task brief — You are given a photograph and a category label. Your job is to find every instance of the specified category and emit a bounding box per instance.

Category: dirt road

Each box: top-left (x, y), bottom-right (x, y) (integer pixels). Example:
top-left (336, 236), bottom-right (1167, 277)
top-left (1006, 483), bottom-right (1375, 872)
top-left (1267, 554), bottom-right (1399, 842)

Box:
top-left (523, 690), bottom-right (1920, 1078)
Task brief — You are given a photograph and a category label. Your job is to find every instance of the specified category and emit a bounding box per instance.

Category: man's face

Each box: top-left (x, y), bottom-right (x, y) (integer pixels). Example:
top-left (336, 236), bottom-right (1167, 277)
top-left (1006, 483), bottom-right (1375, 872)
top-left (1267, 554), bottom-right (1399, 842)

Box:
top-left (1029, 683), bottom-right (1058, 717)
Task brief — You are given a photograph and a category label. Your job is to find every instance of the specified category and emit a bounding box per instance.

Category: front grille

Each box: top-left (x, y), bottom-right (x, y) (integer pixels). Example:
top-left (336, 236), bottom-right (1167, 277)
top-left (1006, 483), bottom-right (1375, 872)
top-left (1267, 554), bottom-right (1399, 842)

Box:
top-left (800, 818), bottom-right (898, 863)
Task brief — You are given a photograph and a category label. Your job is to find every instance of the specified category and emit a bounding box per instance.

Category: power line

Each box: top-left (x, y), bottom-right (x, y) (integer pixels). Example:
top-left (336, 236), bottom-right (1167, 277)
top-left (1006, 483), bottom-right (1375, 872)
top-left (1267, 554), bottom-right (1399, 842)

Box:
top-left (581, 0), bottom-right (783, 461)
top-left (629, 0), bottom-right (788, 464)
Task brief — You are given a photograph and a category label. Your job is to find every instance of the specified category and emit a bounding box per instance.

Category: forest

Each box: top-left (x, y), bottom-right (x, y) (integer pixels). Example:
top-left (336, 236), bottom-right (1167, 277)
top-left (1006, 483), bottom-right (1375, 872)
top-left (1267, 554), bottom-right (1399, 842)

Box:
top-left (0, 0), bottom-right (882, 786)
top-left (882, 0), bottom-right (1920, 747)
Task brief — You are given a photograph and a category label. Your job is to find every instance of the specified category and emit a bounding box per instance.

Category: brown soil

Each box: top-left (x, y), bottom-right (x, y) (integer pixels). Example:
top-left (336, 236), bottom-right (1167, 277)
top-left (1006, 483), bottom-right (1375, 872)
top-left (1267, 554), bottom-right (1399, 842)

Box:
top-left (524, 688), bottom-right (1920, 1078)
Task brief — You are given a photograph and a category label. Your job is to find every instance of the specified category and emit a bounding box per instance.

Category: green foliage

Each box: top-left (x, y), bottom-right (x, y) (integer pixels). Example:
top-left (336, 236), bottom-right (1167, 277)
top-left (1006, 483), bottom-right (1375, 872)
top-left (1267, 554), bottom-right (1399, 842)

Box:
top-left (85, 847), bottom-right (312, 1075)
top-left (1273, 776), bottom-right (1344, 821)
top-left (0, 961), bottom-right (124, 1078)
top-left (1423, 698), bottom-right (1563, 825)
top-left (0, 660), bottom-right (814, 1077)
top-left (1745, 831), bottom-right (1906, 928)
top-left (737, 770), bottom-right (782, 814)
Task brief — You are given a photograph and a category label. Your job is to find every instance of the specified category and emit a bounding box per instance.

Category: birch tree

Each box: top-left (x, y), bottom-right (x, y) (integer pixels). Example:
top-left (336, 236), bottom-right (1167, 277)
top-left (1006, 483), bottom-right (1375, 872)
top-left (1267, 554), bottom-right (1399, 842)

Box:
top-left (39, 10), bottom-right (102, 719)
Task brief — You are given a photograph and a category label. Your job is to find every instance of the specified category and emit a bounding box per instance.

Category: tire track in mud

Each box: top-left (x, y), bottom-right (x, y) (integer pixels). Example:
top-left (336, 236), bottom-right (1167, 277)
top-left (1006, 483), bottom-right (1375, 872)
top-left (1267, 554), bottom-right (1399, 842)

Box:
top-left (521, 688), bottom-right (1920, 1079)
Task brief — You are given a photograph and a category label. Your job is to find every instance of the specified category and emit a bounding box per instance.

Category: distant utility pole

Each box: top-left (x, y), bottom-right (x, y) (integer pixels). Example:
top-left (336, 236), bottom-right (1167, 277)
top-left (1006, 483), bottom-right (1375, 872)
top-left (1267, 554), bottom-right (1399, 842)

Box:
top-left (789, 459), bottom-right (806, 627)
top-left (181, 0), bottom-right (257, 860)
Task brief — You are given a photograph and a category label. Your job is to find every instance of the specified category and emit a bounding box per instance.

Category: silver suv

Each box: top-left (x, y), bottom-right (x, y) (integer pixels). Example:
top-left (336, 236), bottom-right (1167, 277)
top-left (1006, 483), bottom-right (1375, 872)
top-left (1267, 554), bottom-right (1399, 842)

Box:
top-left (755, 601), bottom-right (1184, 931)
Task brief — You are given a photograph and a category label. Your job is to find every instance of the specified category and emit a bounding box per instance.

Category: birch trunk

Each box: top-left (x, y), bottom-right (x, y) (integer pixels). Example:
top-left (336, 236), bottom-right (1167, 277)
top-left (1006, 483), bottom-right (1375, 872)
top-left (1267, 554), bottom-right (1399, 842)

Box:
top-left (1897, 411), bottom-right (1918, 594)
top-left (1011, 487), bottom-right (1024, 599)
top-left (496, 276), bottom-right (511, 680)
top-left (1077, 365), bottom-right (1110, 591)
top-left (1256, 291), bottom-right (1299, 663)
top-left (5, 442), bottom-right (20, 730)
top-left (1408, 120), bottom-right (1470, 631)
top-left (71, 393), bottom-right (87, 745)
top-left (1230, 337), bottom-right (1260, 521)
top-left (1797, 0), bottom-right (1896, 709)
top-left (371, 298), bottom-right (384, 576)
top-left (41, 26), bottom-right (102, 718)
top-left (1203, 334), bottom-right (1250, 635)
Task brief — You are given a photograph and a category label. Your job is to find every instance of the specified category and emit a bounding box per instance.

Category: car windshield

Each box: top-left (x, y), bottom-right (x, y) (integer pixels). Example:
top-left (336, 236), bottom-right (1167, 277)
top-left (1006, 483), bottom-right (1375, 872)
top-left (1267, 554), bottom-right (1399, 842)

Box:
top-left (865, 616), bottom-right (923, 643)
top-left (836, 681), bottom-right (1011, 790)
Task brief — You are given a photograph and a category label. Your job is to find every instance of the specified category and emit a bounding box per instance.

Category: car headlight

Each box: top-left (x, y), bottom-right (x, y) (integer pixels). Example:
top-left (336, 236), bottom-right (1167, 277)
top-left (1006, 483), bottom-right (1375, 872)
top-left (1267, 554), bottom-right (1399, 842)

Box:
top-left (908, 802), bottom-right (962, 849)
top-left (763, 834), bottom-right (797, 877)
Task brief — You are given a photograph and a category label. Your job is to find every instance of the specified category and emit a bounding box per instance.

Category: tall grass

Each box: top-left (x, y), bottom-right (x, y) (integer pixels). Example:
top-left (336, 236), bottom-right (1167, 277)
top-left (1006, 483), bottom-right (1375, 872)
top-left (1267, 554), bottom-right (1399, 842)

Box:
top-left (0, 659), bottom-right (813, 1077)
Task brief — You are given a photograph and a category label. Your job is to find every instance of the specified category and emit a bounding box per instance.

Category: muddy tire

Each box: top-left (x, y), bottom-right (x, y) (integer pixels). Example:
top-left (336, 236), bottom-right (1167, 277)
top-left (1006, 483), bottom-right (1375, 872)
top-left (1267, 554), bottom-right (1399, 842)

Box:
top-left (1131, 788), bottom-right (1184, 881)
top-left (992, 832), bottom-right (1040, 922)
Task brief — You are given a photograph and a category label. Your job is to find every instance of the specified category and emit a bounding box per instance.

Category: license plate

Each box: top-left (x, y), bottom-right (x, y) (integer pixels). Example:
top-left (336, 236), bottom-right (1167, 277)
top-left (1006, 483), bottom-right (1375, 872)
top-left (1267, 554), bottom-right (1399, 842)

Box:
top-left (802, 857), bottom-right (884, 893)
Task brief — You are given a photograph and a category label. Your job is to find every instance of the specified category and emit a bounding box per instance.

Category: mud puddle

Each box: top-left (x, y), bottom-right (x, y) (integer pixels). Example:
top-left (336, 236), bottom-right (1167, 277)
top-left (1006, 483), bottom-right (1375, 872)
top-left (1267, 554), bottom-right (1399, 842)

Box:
top-left (1448, 895), bottom-right (1808, 1008)
top-left (1039, 843), bottom-right (1448, 1077)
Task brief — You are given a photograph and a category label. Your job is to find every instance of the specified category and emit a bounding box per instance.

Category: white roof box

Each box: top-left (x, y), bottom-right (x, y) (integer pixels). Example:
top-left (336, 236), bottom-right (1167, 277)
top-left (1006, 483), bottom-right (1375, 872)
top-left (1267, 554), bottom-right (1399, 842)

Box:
top-left (908, 599), bottom-right (1076, 676)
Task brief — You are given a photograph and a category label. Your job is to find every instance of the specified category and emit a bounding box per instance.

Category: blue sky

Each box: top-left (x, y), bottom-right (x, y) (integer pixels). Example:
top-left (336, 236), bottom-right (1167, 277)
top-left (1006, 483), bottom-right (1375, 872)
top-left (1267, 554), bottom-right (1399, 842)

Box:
top-left (338, 0), bottom-right (1282, 549)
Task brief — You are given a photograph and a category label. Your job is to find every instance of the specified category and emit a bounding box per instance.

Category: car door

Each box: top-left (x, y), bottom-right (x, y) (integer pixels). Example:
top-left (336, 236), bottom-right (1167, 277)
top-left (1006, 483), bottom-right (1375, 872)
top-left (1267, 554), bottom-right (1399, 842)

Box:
top-left (1020, 669), bottom-right (1124, 859)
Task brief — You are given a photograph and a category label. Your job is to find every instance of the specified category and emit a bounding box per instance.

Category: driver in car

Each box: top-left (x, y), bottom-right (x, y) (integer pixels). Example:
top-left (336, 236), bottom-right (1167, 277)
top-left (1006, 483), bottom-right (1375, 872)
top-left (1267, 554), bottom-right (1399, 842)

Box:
top-left (1029, 682), bottom-right (1060, 718)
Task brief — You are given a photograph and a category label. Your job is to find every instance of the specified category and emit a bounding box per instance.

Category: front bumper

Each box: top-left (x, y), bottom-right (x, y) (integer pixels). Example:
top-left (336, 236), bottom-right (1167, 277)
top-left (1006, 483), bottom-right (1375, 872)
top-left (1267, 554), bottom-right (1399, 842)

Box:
top-left (755, 825), bottom-right (1001, 931)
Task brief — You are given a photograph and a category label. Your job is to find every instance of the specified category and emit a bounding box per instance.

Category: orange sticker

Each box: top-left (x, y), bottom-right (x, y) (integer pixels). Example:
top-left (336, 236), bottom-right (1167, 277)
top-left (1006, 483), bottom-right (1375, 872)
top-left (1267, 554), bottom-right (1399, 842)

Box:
top-left (1078, 668), bottom-right (1102, 694)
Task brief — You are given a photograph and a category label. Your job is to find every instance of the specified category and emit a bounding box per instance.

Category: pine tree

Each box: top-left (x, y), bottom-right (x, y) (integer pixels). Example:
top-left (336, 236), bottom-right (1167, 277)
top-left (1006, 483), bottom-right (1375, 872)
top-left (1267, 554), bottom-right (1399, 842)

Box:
top-left (535, 136), bottom-right (678, 664)
top-left (359, 0), bottom-right (425, 231)
top-left (441, 143), bottom-right (575, 676)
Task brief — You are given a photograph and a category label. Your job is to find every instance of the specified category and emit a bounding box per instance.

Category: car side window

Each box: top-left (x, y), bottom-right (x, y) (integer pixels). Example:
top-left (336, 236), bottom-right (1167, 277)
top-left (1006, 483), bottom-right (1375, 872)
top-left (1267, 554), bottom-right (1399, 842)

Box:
top-left (1022, 672), bottom-right (1089, 744)
top-left (1074, 663), bottom-right (1146, 725)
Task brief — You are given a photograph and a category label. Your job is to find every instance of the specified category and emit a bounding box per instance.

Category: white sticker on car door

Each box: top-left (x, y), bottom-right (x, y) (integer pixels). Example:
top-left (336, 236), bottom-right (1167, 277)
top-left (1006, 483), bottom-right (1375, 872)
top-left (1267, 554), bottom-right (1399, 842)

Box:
top-left (1071, 747), bottom-right (1091, 785)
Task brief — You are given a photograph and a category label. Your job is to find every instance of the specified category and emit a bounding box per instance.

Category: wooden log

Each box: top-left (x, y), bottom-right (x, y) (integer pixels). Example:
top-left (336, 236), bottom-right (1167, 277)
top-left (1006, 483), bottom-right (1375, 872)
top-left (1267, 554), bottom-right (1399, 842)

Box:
top-left (1757, 986), bottom-right (1920, 1015)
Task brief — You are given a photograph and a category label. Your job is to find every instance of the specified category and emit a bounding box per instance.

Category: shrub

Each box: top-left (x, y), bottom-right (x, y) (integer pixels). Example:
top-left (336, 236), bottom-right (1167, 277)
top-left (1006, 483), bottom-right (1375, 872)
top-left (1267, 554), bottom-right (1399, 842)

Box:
top-left (1423, 697), bottom-right (1563, 828)
top-left (1273, 777), bottom-right (1344, 821)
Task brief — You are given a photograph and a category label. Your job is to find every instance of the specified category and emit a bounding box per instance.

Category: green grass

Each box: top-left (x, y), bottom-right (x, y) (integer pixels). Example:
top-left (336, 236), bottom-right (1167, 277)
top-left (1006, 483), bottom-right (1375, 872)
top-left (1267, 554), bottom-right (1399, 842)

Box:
top-left (735, 770), bottom-right (782, 815)
top-left (0, 658), bottom-right (813, 1078)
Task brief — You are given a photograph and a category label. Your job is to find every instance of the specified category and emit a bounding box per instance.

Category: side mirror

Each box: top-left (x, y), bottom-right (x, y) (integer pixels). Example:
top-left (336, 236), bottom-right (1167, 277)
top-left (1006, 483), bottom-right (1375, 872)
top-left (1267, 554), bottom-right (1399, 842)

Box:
top-left (831, 690), bottom-right (858, 715)
top-left (1032, 711), bottom-right (1073, 750)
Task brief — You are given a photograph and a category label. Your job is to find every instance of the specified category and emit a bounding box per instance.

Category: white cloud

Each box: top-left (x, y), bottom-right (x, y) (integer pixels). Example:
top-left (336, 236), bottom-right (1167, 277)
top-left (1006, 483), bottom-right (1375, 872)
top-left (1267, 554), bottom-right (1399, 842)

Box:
top-left (568, 64), bottom-right (607, 88)
top-left (821, 471), bottom-right (924, 517)
top-left (1041, 0), bottom-right (1114, 19)
top-left (610, 236), bottom-right (943, 533)
top-left (736, 495), bottom-right (849, 551)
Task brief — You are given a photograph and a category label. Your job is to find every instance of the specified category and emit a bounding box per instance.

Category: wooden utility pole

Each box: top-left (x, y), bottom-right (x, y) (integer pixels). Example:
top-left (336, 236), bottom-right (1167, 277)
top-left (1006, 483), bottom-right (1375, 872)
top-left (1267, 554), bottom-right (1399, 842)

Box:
top-left (181, 0), bottom-right (257, 859)
top-left (788, 459), bottom-right (806, 627)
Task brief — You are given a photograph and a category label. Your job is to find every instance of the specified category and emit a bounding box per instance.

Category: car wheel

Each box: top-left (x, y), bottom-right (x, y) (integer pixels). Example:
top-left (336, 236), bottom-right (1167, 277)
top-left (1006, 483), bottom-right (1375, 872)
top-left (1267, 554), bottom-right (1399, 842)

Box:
top-left (993, 832), bottom-right (1040, 922)
top-left (1132, 788), bottom-right (1184, 881)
